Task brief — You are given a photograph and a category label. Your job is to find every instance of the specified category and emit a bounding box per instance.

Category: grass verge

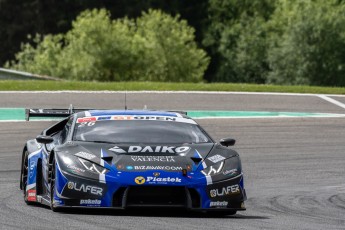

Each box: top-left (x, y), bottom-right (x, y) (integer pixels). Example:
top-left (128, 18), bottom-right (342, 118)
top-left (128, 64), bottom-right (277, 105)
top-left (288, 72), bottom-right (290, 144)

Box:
top-left (0, 80), bottom-right (344, 94)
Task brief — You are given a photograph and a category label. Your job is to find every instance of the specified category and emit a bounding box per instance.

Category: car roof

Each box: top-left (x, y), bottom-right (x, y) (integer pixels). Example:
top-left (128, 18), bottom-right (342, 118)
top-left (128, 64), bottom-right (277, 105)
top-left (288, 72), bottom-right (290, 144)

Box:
top-left (76, 110), bottom-right (185, 117)
top-left (90, 110), bottom-right (181, 116)
top-left (75, 110), bottom-right (196, 124)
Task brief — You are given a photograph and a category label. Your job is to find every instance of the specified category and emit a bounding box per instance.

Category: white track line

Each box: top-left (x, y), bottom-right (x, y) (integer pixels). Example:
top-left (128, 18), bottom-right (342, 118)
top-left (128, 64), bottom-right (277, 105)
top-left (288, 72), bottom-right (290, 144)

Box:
top-left (0, 90), bottom-right (344, 97)
top-left (318, 95), bottom-right (345, 110)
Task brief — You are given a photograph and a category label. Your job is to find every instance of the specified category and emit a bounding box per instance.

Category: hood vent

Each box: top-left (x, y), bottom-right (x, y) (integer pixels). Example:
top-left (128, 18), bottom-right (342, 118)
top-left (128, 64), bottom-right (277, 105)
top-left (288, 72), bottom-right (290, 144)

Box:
top-left (190, 157), bottom-right (202, 164)
top-left (101, 156), bottom-right (113, 164)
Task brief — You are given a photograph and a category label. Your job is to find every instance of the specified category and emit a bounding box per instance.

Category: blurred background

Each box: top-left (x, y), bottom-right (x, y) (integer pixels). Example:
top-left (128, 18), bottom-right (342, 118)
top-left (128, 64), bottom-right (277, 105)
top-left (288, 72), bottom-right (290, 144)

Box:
top-left (1, 0), bottom-right (345, 86)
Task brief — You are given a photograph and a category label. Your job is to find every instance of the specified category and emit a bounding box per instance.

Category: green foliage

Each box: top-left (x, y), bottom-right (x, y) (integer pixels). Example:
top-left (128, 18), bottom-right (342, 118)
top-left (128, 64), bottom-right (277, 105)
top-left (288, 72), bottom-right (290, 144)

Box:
top-left (8, 9), bottom-right (209, 82)
top-left (203, 0), bottom-right (275, 83)
top-left (6, 34), bottom-right (64, 77)
top-left (203, 0), bottom-right (345, 86)
top-left (5, 0), bottom-right (345, 86)
top-left (136, 10), bottom-right (209, 82)
top-left (267, 0), bottom-right (345, 86)
top-left (0, 0), bottom-right (208, 67)
top-left (2, 80), bottom-right (345, 95)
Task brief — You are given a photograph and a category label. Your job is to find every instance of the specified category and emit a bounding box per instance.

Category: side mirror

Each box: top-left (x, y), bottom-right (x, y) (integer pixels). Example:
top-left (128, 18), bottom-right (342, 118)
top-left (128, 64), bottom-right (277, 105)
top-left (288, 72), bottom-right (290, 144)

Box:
top-left (36, 135), bottom-right (54, 144)
top-left (219, 138), bottom-right (236, 147)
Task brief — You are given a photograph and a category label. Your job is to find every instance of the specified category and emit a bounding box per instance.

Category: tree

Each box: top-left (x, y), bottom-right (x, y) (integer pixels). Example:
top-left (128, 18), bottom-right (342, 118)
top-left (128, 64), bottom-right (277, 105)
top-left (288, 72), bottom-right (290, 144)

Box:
top-left (0, 0), bottom-right (208, 67)
top-left (267, 0), bottom-right (345, 86)
top-left (7, 9), bottom-right (209, 82)
top-left (136, 10), bottom-right (209, 82)
top-left (202, 0), bottom-right (275, 83)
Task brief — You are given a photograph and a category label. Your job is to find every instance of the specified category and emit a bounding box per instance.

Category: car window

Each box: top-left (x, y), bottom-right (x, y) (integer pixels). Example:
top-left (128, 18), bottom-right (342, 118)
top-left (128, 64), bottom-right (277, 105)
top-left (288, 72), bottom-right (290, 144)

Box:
top-left (73, 120), bottom-right (211, 144)
top-left (59, 116), bottom-right (74, 144)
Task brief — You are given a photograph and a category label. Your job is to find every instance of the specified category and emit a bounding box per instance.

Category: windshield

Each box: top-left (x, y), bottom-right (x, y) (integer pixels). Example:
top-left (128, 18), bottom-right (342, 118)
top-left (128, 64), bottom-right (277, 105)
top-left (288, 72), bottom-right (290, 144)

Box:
top-left (73, 120), bottom-right (211, 144)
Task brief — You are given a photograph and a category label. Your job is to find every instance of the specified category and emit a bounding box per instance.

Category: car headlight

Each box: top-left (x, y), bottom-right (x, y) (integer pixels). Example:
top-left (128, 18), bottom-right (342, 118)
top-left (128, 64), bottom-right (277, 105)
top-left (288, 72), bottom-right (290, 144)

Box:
top-left (201, 155), bottom-right (242, 178)
top-left (78, 158), bottom-right (108, 174)
top-left (201, 161), bottom-right (224, 176)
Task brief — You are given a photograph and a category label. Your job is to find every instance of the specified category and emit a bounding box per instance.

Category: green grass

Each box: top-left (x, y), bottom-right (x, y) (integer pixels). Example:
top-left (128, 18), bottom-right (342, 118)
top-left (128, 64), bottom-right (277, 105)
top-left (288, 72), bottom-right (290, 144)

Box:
top-left (0, 80), bottom-right (344, 94)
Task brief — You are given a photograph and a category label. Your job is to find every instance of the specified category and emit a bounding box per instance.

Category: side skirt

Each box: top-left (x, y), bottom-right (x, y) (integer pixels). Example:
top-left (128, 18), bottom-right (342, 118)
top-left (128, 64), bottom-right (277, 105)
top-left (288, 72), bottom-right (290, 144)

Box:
top-left (37, 195), bottom-right (51, 207)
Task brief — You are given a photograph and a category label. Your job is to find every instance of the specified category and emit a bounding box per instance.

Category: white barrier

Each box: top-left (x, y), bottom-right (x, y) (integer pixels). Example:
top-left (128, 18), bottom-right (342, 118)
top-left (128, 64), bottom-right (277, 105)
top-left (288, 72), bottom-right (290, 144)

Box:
top-left (0, 68), bottom-right (60, 80)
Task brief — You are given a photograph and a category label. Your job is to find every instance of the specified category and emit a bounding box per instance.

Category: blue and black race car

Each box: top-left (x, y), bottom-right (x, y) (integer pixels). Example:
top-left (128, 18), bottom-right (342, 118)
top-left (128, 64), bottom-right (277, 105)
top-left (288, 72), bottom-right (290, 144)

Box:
top-left (20, 108), bottom-right (246, 215)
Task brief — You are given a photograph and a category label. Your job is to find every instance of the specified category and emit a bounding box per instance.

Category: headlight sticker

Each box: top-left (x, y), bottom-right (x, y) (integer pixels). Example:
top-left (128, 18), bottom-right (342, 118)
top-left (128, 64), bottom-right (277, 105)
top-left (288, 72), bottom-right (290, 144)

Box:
top-left (201, 161), bottom-right (224, 176)
top-left (78, 158), bottom-right (108, 174)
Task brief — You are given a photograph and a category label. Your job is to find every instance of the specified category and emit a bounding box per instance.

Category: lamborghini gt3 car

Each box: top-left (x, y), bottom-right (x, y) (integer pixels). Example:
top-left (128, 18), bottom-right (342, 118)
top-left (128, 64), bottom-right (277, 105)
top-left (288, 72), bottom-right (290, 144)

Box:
top-left (20, 108), bottom-right (246, 214)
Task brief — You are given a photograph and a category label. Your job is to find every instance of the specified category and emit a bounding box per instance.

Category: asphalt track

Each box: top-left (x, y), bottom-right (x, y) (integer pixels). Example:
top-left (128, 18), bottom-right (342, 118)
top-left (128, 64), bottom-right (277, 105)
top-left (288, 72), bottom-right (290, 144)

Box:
top-left (1, 92), bottom-right (345, 230)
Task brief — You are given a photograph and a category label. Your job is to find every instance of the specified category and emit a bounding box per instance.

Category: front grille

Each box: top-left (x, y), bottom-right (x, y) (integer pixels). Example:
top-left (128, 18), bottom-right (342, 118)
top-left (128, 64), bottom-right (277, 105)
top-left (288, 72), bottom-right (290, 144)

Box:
top-left (125, 186), bottom-right (187, 207)
top-left (112, 187), bottom-right (127, 207)
top-left (188, 188), bottom-right (201, 208)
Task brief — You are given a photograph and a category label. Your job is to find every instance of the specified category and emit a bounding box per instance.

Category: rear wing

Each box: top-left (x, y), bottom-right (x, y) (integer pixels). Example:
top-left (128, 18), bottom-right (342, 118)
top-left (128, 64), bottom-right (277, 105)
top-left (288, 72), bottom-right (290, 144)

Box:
top-left (25, 105), bottom-right (188, 121)
top-left (25, 105), bottom-right (89, 121)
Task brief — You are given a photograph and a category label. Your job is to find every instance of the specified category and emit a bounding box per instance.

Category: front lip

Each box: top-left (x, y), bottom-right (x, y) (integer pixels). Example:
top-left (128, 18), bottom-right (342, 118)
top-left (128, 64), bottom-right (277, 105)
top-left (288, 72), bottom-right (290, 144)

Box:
top-left (55, 169), bottom-right (246, 209)
top-left (61, 165), bottom-right (244, 187)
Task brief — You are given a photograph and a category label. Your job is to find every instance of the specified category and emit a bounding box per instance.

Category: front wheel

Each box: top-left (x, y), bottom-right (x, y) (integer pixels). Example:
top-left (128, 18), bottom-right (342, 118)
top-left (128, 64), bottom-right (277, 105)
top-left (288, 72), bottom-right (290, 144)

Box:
top-left (50, 157), bottom-right (59, 212)
top-left (21, 150), bottom-right (33, 205)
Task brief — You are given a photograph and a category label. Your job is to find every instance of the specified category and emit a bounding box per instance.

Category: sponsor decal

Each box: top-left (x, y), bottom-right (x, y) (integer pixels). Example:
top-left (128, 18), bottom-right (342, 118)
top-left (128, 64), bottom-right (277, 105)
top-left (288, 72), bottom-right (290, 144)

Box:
top-left (97, 116), bottom-right (111, 121)
top-left (134, 176), bottom-right (146, 185)
top-left (153, 172), bottom-right (160, 177)
top-left (77, 117), bottom-right (97, 123)
top-left (29, 161), bottom-right (35, 178)
top-left (131, 156), bottom-right (175, 162)
top-left (111, 116), bottom-right (177, 121)
top-left (53, 199), bottom-right (63, 205)
top-left (67, 182), bottom-right (74, 189)
top-left (109, 146), bottom-right (126, 154)
top-left (75, 152), bottom-right (96, 160)
top-left (77, 115), bottom-right (196, 124)
top-left (27, 189), bottom-right (36, 202)
top-left (67, 182), bottom-right (103, 196)
top-left (146, 176), bottom-right (182, 184)
top-left (223, 169), bottom-right (238, 176)
top-left (207, 154), bottom-right (226, 163)
top-left (80, 199), bottom-right (102, 205)
top-left (67, 165), bottom-right (86, 174)
top-left (109, 146), bottom-right (190, 154)
top-left (210, 201), bottom-right (228, 207)
top-left (77, 116), bottom-right (177, 122)
top-left (117, 164), bottom-right (124, 170)
top-left (134, 176), bottom-right (182, 184)
top-left (134, 165), bottom-right (183, 171)
top-left (209, 184), bottom-right (240, 198)
top-left (126, 166), bottom-right (133, 170)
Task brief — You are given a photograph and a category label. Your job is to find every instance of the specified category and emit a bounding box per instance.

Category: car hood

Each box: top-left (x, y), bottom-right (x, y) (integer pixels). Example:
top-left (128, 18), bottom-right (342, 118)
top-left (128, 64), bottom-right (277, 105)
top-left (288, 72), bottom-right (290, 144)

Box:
top-left (61, 142), bottom-right (215, 172)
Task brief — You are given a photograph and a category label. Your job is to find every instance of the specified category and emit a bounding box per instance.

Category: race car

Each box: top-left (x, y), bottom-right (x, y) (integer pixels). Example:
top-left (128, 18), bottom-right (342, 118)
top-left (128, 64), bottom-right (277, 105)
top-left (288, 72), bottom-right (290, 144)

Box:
top-left (20, 108), bottom-right (246, 215)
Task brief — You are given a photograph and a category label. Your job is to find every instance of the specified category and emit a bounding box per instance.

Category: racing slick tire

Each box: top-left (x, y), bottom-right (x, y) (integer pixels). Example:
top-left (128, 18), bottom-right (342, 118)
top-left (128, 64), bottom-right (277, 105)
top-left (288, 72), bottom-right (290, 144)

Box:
top-left (21, 150), bottom-right (33, 205)
top-left (50, 157), bottom-right (60, 212)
